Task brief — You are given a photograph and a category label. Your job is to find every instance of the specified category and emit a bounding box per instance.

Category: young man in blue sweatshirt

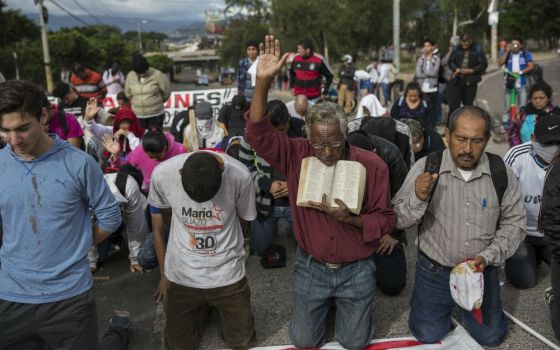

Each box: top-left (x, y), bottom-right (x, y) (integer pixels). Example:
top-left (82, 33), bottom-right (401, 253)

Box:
top-left (0, 80), bottom-right (122, 349)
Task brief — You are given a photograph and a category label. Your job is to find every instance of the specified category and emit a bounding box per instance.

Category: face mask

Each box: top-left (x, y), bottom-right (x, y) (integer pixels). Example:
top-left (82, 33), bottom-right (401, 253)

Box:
top-left (533, 142), bottom-right (560, 164)
top-left (196, 119), bottom-right (214, 139)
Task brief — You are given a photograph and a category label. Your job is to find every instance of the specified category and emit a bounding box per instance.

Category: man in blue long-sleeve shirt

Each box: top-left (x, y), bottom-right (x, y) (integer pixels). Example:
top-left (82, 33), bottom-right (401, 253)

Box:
top-left (0, 80), bottom-right (122, 350)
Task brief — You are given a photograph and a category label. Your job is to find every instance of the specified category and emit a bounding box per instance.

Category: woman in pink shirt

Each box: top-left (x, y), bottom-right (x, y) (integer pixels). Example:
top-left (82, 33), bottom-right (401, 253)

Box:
top-left (106, 127), bottom-right (186, 192)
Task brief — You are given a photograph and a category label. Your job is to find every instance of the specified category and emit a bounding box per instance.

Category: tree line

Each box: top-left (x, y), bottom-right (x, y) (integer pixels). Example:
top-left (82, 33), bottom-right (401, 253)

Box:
top-left (0, 2), bottom-right (172, 88)
top-left (219, 0), bottom-right (560, 66)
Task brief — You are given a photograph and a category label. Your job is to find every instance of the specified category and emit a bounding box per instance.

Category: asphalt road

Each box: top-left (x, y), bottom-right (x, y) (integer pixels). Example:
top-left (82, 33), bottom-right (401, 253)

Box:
top-left (94, 56), bottom-right (560, 350)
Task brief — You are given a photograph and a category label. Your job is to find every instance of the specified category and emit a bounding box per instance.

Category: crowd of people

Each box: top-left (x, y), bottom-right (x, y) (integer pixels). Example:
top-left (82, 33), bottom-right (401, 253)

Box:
top-left (0, 31), bottom-right (559, 350)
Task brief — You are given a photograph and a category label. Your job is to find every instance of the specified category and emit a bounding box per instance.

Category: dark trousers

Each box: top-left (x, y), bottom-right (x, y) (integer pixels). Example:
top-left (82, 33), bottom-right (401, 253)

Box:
top-left (505, 235), bottom-right (551, 289)
top-left (138, 113), bottom-right (165, 130)
top-left (0, 289), bottom-right (98, 350)
top-left (164, 277), bottom-right (255, 350)
top-left (373, 242), bottom-right (406, 296)
top-left (551, 257), bottom-right (560, 340)
top-left (447, 79), bottom-right (478, 121)
top-left (99, 327), bottom-right (129, 350)
top-left (425, 92), bottom-right (439, 128)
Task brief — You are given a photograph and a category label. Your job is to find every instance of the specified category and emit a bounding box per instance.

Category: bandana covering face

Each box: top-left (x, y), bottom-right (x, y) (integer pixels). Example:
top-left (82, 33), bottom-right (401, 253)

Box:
top-left (196, 119), bottom-right (214, 139)
top-left (533, 142), bottom-right (560, 164)
top-left (450, 260), bottom-right (484, 324)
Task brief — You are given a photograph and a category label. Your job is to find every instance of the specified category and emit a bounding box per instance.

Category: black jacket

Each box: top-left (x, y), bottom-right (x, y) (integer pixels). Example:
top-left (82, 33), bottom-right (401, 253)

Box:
top-left (448, 44), bottom-right (487, 85)
top-left (367, 134), bottom-right (409, 197)
top-left (539, 154), bottom-right (560, 260)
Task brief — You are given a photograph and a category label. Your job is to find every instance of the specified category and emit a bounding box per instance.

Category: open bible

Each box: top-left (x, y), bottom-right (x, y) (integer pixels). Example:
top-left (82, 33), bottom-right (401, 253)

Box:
top-left (296, 157), bottom-right (367, 215)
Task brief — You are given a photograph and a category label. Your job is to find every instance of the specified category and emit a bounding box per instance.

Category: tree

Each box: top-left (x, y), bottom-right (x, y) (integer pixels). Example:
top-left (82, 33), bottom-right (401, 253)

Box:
top-left (0, 5), bottom-right (40, 80)
top-left (219, 16), bottom-right (268, 66)
top-left (500, 0), bottom-right (560, 48)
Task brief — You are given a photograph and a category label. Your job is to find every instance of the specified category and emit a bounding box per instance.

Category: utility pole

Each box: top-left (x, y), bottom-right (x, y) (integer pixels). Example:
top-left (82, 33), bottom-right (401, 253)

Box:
top-left (137, 21), bottom-right (143, 53)
top-left (393, 0), bottom-right (400, 72)
top-left (488, 0), bottom-right (499, 65)
top-left (36, 0), bottom-right (54, 92)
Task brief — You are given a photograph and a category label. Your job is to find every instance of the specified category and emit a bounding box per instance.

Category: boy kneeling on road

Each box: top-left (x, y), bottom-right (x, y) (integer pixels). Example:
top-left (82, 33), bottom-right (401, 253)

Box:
top-left (149, 150), bottom-right (257, 350)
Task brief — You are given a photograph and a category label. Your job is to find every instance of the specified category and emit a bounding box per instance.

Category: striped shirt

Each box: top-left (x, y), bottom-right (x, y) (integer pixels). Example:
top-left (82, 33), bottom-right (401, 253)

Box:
top-left (392, 149), bottom-right (526, 267)
top-left (70, 68), bottom-right (107, 102)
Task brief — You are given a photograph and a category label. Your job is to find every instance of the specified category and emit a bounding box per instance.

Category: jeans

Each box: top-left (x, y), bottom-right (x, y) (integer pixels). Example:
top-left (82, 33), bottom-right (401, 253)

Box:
top-left (250, 206), bottom-right (293, 256)
top-left (502, 86), bottom-right (528, 127)
top-left (505, 235), bottom-right (551, 289)
top-left (409, 252), bottom-right (508, 347)
top-left (290, 247), bottom-right (376, 350)
top-left (373, 242), bottom-right (406, 296)
top-left (380, 83), bottom-right (391, 105)
top-left (137, 229), bottom-right (169, 270)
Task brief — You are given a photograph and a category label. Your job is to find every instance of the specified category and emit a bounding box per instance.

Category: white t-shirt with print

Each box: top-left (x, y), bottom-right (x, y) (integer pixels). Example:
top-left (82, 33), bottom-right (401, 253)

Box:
top-left (148, 151), bottom-right (257, 288)
top-left (504, 142), bottom-right (546, 237)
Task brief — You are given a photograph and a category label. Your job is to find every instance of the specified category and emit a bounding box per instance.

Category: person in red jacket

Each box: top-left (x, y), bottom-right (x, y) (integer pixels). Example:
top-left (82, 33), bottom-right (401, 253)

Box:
top-left (289, 38), bottom-right (334, 100)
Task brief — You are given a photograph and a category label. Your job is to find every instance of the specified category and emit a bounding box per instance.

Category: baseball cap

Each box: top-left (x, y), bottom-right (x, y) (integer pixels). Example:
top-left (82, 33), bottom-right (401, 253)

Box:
top-left (534, 113), bottom-right (560, 144)
top-left (195, 101), bottom-right (214, 120)
top-left (341, 54), bottom-right (352, 63)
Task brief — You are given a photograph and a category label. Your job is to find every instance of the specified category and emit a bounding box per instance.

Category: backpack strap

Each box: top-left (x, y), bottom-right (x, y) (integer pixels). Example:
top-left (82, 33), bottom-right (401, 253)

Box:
top-left (57, 111), bottom-right (68, 138)
top-left (423, 150), bottom-right (444, 204)
top-left (115, 172), bottom-right (128, 197)
top-left (485, 152), bottom-right (508, 207)
top-left (418, 150), bottom-right (444, 256)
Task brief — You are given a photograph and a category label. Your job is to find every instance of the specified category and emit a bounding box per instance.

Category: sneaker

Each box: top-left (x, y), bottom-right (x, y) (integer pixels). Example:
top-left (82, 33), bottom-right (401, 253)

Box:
top-left (110, 310), bottom-right (131, 329)
top-left (545, 287), bottom-right (555, 305)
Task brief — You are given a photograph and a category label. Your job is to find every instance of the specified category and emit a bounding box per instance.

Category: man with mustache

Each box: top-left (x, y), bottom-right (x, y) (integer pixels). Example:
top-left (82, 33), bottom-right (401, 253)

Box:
top-left (245, 35), bottom-right (395, 350)
top-left (392, 105), bottom-right (526, 346)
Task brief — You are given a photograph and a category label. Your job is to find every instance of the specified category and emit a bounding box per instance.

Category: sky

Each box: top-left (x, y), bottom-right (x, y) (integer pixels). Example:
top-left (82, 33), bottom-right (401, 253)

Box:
top-left (6, 0), bottom-right (227, 22)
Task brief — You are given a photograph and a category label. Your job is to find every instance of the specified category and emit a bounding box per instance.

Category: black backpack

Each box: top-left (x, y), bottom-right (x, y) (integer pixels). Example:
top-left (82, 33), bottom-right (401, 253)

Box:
top-left (359, 117), bottom-right (412, 168)
top-left (424, 150), bottom-right (508, 207)
top-left (170, 110), bottom-right (190, 144)
top-left (105, 164), bottom-right (145, 197)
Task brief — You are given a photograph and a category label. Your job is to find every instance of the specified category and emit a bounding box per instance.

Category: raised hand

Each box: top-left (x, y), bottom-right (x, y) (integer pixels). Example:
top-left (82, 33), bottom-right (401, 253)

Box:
top-left (102, 133), bottom-right (120, 156)
top-left (256, 35), bottom-right (290, 82)
top-left (84, 98), bottom-right (100, 121)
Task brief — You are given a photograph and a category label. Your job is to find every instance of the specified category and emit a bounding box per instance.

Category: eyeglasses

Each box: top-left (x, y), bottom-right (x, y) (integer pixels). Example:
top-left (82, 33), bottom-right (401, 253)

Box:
top-left (311, 141), bottom-right (343, 150)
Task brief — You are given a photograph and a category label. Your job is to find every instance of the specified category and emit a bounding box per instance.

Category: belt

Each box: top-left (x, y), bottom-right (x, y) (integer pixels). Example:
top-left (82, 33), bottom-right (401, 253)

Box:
top-left (299, 247), bottom-right (356, 269)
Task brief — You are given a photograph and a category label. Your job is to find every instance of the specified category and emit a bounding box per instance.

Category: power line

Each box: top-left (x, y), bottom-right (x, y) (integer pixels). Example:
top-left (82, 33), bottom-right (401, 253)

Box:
top-left (48, 0), bottom-right (89, 26)
top-left (71, 0), bottom-right (104, 25)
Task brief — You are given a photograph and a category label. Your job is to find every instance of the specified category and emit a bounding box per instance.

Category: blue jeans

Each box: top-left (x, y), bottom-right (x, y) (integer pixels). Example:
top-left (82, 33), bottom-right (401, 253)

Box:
top-left (290, 247), bottom-right (376, 350)
top-left (137, 228), bottom-right (169, 270)
top-left (380, 83), bottom-right (391, 105)
top-left (250, 206), bottom-right (293, 255)
top-left (409, 253), bottom-right (508, 347)
top-left (502, 86), bottom-right (528, 127)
